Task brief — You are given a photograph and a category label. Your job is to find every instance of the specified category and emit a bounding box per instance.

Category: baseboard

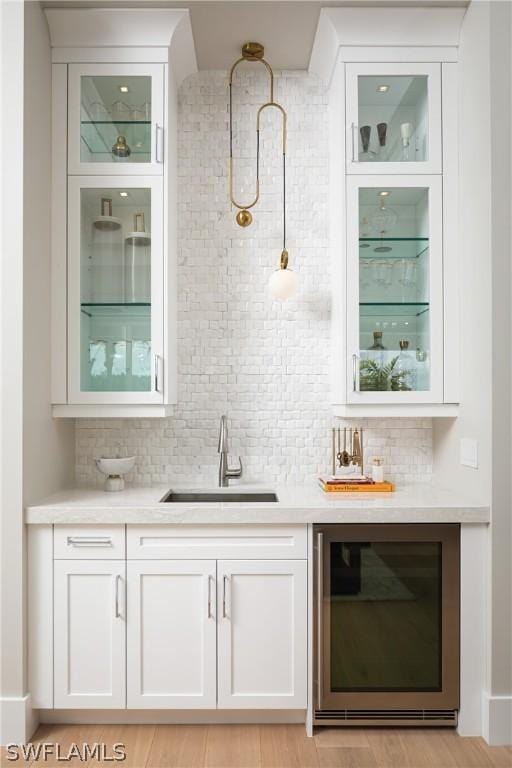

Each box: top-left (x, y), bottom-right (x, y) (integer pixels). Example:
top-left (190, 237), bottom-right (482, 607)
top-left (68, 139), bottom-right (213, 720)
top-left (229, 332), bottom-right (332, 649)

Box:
top-left (482, 692), bottom-right (512, 745)
top-left (0, 695), bottom-right (38, 746)
top-left (38, 709), bottom-right (306, 726)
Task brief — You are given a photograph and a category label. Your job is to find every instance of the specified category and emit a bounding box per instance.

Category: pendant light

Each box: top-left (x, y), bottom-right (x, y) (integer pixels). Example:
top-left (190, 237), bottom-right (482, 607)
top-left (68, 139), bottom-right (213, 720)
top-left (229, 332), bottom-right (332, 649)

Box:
top-left (229, 42), bottom-right (297, 300)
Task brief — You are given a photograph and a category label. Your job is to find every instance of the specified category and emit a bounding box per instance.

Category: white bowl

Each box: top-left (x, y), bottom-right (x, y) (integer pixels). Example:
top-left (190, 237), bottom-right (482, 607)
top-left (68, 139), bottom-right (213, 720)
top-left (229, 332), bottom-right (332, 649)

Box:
top-left (95, 456), bottom-right (135, 491)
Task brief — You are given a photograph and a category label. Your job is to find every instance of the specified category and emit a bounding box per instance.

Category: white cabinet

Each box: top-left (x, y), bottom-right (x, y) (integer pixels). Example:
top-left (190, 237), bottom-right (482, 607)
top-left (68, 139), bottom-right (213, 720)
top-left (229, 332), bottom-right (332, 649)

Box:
top-left (54, 559), bottom-right (126, 708)
top-left (330, 51), bottom-right (459, 416)
top-left (44, 8), bottom-right (194, 418)
top-left (33, 524), bottom-right (309, 712)
top-left (127, 560), bottom-right (217, 709)
top-left (217, 560), bottom-right (307, 709)
top-left (345, 62), bottom-right (442, 175)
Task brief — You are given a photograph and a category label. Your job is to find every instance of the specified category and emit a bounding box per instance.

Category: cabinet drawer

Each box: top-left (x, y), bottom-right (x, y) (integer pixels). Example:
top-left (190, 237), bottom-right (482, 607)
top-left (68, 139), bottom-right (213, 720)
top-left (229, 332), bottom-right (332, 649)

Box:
top-left (127, 525), bottom-right (307, 560)
top-left (54, 525), bottom-right (125, 559)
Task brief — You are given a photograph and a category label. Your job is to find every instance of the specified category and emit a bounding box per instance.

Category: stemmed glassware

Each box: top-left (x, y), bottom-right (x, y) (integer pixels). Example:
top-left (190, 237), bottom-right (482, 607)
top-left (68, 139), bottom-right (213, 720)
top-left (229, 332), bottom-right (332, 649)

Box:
top-left (371, 260), bottom-right (393, 296)
top-left (394, 258), bottom-right (418, 301)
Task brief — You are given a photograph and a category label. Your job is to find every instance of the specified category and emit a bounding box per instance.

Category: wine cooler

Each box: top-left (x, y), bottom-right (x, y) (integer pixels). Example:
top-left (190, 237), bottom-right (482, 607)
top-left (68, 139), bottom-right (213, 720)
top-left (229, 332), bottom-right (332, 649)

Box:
top-left (314, 524), bottom-right (460, 726)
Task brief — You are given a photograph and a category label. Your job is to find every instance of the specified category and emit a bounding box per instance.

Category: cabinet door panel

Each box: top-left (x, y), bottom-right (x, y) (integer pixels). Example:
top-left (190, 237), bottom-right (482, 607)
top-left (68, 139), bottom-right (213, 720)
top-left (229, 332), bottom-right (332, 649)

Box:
top-left (345, 62), bottom-right (442, 175)
top-left (54, 560), bottom-right (126, 708)
top-left (217, 560), bottom-right (307, 709)
top-left (67, 175), bottom-right (164, 405)
top-left (68, 63), bottom-right (164, 176)
top-left (127, 560), bottom-right (217, 709)
top-left (346, 174), bottom-right (444, 404)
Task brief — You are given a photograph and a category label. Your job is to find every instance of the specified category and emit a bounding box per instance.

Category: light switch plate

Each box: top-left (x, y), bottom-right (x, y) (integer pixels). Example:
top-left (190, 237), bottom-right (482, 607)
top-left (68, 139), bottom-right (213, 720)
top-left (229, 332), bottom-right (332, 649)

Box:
top-left (460, 438), bottom-right (478, 469)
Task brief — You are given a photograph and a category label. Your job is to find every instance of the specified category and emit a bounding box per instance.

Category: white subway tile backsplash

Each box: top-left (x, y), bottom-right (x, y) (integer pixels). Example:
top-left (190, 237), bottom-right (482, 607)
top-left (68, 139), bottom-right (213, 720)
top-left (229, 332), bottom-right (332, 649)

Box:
top-left (75, 70), bottom-right (433, 488)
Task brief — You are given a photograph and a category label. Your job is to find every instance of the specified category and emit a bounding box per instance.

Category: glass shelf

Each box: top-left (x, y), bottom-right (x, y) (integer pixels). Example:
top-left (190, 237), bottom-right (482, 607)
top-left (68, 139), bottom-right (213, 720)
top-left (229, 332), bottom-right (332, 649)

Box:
top-left (359, 238), bottom-right (429, 259)
top-left (360, 302), bottom-right (430, 317)
top-left (80, 121), bottom-right (151, 157)
top-left (81, 303), bottom-right (151, 317)
top-left (81, 121), bottom-right (151, 125)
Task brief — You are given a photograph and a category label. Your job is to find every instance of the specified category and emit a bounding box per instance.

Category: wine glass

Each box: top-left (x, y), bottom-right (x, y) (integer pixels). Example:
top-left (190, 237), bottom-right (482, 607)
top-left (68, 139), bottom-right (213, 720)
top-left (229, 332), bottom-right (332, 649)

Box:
top-left (395, 258), bottom-right (418, 301)
top-left (372, 260), bottom-right (393, 297)
top-left (359, 258), bottom-right (372, 300)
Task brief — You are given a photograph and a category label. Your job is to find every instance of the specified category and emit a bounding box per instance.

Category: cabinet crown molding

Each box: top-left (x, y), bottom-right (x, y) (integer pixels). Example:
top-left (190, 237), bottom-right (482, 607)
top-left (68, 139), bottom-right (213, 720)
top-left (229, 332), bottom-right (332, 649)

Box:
top-left (309, 6), bottom-right (467, 84)
top-left (44, 8), bottom-right (197, 86)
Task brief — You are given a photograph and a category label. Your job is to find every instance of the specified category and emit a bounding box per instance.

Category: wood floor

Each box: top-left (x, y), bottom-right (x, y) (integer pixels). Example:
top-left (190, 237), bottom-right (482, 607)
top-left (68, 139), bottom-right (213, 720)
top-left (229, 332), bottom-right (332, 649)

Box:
top-left (2, 725), bottom-right (511, 768)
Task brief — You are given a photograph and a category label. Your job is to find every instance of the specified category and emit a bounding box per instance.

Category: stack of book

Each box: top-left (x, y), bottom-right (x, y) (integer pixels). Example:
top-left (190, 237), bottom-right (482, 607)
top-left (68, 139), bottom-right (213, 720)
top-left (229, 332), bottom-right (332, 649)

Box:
top-left (318, 475), bottom-right (395, 493)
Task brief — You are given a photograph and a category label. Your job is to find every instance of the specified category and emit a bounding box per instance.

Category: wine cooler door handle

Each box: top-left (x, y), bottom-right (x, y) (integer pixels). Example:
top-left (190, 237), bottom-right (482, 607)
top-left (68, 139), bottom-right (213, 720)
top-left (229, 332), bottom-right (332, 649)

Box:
top-left (317, 531), bottom-right (324, 709)
top-left (155, 123), bottom-right (164, 163)
top-left (352, 353), bottom-right (360, 392)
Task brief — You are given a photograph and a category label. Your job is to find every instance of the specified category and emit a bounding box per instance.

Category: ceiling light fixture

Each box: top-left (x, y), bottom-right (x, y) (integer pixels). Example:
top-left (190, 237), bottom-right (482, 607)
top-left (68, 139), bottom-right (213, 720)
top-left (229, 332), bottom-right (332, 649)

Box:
top-left (228, 42), bottom-right (297, 300)
top-left (377, 84), bottom-right (390, 93)
top-left (119, 191), bottom-right (129, 198)
top-left (119, 85), bottom-right (129, 93)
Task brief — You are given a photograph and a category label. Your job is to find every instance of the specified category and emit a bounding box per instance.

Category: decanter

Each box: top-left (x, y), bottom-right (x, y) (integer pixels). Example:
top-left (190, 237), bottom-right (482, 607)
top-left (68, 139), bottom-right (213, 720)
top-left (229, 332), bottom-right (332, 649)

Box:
top-left (392, 340), bottom-right (417, 391)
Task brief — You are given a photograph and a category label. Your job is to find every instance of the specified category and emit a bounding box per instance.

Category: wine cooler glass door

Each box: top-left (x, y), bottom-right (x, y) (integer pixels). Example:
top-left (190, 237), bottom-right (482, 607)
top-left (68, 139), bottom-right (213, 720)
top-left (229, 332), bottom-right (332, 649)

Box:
top-left (316, 524), bottom-right (460, 712)
top-left (346, 63), bottom-right (442, 175)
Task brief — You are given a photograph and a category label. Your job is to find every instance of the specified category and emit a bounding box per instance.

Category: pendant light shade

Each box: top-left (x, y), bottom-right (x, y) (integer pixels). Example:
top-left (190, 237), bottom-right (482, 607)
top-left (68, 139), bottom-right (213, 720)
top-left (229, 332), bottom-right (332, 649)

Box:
top-left (269, 249), bottom-right (298, 300)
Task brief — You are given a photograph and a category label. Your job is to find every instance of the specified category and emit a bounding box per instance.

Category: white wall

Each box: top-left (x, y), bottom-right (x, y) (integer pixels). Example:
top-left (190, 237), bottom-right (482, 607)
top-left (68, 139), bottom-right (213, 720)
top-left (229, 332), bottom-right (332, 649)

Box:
top-left (23, 2), bottom-right (75, 504)
top-left (432, 2), bottom-right (492, 503)
top-left (1, 0), bottom-right (75, 744)
top-left (433, 0), bottom-right (511, 745)
top-left (0, 0), bottom-right (26, 742)
top-left (488, 0), bottom-right (512, 743)
top-left (22, 0), bottom-right (75, 711)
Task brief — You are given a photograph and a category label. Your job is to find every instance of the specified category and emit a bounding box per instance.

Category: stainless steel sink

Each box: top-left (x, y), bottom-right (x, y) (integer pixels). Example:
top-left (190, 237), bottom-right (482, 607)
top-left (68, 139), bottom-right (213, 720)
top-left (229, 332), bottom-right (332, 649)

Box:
top-left (161, 490), bottom-right (278, 503)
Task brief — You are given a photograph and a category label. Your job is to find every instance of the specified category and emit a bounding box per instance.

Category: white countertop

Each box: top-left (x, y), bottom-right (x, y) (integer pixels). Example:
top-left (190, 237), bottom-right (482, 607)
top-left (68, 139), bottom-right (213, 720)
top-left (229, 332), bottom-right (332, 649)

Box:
top-left (25, 483), bottom-right (490, 524)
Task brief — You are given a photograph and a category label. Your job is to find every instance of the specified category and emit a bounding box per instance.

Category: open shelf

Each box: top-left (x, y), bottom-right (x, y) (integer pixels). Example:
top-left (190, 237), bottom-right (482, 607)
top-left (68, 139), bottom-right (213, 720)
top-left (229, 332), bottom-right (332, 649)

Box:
top-left (359, 238), bottom-right (429, 259)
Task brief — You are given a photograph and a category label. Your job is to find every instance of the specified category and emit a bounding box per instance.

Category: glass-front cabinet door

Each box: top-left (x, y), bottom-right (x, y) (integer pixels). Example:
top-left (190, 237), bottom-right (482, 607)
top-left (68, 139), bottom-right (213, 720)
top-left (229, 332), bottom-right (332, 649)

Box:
top-left (346, 175), bottom-right (443, 404)
top-left (345, 63), bottom-right (442, 175)
top-left (67, 176), bottom-right (164, 404)
top-left (68, 64), bottom-right (164, 175)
